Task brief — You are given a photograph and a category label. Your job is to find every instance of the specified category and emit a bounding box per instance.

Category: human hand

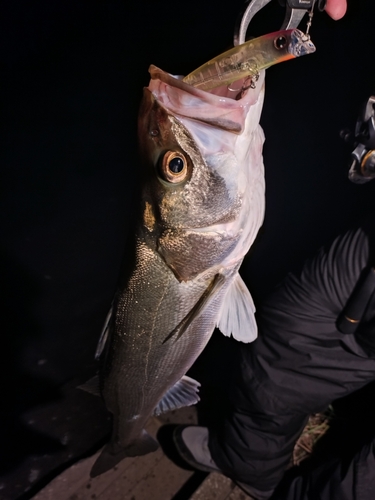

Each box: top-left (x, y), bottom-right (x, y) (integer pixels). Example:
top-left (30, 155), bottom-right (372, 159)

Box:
top-left (325, 0), bottom-right (347, 20)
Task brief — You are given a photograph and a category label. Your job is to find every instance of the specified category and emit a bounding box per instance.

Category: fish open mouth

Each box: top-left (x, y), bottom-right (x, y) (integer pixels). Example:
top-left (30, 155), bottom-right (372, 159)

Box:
top-left (148, 65), bottom-right (264, 135)
top-left (205, 75), bottom-right (257, 101)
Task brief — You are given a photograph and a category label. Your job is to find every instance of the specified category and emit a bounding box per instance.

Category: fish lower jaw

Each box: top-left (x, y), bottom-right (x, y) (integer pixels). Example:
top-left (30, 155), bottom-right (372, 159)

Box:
top-left (184, 222), bottom-right (243, 237)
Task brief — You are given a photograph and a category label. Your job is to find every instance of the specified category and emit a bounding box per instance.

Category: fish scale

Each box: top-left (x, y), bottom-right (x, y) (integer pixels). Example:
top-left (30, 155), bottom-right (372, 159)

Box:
top-left (105, 240), bottom-right (217, 397)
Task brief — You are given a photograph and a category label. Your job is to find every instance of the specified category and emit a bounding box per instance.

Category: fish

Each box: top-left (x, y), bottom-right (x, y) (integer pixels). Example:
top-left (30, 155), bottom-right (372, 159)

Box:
top-left (88, 63), bottom-right (266, 477)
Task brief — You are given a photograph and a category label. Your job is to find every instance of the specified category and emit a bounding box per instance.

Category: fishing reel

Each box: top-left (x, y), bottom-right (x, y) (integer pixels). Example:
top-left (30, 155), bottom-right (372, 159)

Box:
top-left (348, 95), bottom-right (375, 184)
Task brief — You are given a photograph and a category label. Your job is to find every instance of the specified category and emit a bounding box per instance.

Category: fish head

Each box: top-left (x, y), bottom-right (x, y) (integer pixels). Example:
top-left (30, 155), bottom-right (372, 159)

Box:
top-left (138, 86), bottom-right (241, 230)
top-left (138, 87), bottom-right (195, 204)
top-left (138, 67), bottom-right (266, 280)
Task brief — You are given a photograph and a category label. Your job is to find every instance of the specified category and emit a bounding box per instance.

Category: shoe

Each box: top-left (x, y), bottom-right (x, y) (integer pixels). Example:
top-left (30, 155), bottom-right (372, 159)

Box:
top-left (173, 425), bottom-right (221, 473)
top-left (173, 425), bottom-right (274, 500)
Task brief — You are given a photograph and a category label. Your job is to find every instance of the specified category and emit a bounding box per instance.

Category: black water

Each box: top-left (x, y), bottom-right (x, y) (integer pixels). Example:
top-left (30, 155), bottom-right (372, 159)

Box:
top-left (2, 0), bottom-right (375, 498)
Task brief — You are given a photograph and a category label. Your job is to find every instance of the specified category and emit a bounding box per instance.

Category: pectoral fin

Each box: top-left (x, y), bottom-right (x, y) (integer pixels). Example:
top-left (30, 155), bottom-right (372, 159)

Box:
top-left (163, 273), bottom-right (225, 343)
top-left (216, 272), bottom-right (258, 343)
top-left (154, 376), bottom-right (201, 416)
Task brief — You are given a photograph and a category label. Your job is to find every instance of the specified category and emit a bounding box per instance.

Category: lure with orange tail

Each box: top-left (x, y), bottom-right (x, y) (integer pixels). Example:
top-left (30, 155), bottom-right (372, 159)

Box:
top-left (183, 29), bottom-right (315, 91)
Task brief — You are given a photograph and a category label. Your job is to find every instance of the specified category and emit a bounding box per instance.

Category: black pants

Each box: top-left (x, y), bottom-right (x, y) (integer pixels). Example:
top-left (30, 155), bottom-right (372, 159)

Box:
top-left (209, 222), bottom-right (375, 499)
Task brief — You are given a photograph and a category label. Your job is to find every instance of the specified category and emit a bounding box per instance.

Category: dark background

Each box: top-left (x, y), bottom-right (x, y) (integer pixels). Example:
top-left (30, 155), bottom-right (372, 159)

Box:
top-left (1, 0), bottom-right (375, 498)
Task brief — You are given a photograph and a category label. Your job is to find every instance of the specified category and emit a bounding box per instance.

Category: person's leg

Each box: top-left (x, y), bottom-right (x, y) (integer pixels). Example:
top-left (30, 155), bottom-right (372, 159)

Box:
top-left (208, 346), bottom-right (310, 494)
top-left (271, 425), bottom-right (375, 500)
top-left (207, 225), bottom-right (375, 496)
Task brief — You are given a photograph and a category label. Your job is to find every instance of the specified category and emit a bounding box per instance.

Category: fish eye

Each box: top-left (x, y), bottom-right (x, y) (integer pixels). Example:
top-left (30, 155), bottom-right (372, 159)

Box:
top-left (274, 36), bottom-right (287, 50)
top-left (159, 151), bottom-right (188, 184)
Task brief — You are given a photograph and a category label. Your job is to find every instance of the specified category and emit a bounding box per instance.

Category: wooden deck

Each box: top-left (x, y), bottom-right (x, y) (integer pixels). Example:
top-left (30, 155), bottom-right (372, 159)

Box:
top-left (190, 473), bottom-right (250, 500)
top-left (31, 407), bottom-right (250, 500)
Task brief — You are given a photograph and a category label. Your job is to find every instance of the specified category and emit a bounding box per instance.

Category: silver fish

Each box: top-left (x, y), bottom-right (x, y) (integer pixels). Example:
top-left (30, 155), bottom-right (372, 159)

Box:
top-left (89, 65), bottom-right (266, 477)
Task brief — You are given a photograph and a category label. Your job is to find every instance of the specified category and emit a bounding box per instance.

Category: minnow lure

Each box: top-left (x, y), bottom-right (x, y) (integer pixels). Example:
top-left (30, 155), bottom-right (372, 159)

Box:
top-left (183, 29), bottom-right (315, 91)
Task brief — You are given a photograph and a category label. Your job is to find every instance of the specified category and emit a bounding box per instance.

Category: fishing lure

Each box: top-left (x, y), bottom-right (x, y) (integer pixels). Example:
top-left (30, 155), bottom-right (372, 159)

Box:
top-left (183, 29), bottom-right (315, 91)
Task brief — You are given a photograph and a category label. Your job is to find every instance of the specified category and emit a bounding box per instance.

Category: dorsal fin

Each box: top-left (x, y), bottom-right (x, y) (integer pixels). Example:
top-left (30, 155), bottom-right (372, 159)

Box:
top-left (95, 300), bottom-right (114, 360)
top-left (77, 375), bottom-right (100, 396)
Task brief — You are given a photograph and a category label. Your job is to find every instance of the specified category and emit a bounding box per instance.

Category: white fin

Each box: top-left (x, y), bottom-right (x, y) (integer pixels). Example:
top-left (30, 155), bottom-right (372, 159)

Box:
top-left (153, 376), bottom-right (201, 416)
top-left (95, 301), bottom-right (114, 360)
top-left (216, 273), bottom-right (257, 343)
top-left (77, 375), bottom-right (100, 396)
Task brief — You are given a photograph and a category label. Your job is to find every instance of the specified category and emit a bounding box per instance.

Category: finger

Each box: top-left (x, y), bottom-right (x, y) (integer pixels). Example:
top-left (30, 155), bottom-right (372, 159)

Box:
top-left (325, 0), bottom-right (347, 20)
